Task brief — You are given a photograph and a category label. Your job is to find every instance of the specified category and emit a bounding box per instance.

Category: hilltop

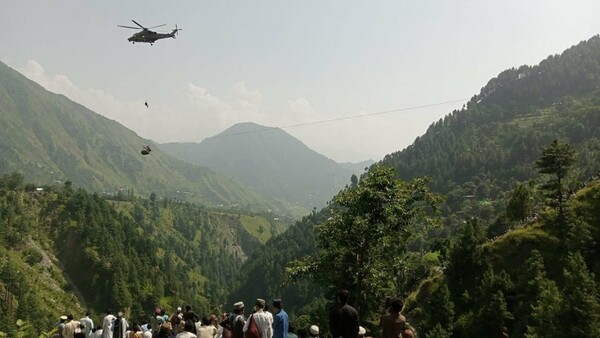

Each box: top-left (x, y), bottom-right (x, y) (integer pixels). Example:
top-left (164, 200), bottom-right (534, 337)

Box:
top-left (228, 35), bottom-right (600, 317)
top-left (160, 122), bottom-right (370, 213)
top-left (0, 62), bottom-right (285, 213)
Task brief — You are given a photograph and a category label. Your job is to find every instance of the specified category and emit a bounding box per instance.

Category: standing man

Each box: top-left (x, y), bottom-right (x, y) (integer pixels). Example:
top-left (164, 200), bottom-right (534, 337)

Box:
top-left (112, 312), bottom-right (128, 338)
top-left (63, 314), bottom-right (81, 338)
top-left (228, 302), bottom-right (245, 338)
top-left (183, 305), bottom-right (200, 324)
top-left (58, 316), bottom-right (68, 338)
top-left (243, 299), bottom-right (273, 338)
top-left (271, 299), bottom-right (288, 338)
top-left (329, 290), bottom-right (359, 338)
top-left (80, 312), bottom-right (94, 338)
top-left (379, 298), bottom-right (406, 338)
top-left (102, 310), bottom-right (116, 338)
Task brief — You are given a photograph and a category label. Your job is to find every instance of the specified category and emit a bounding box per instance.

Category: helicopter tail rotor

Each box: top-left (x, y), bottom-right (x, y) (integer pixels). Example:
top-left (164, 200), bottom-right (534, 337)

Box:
top-left (171, 24), bottom-right (182, 38)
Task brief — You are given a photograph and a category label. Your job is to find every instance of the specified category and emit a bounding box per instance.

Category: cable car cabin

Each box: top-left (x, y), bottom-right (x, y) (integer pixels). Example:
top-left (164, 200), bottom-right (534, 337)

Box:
top-left (141, 146), bottom-right (151, 155)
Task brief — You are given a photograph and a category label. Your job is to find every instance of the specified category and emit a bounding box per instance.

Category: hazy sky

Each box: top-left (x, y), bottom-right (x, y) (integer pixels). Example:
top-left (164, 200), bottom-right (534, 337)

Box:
top-left (1, 1), bottom-right (599, 162)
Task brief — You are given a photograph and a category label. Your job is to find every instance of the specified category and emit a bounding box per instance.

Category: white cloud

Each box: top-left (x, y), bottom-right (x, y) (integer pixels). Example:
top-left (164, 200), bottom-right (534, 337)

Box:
top-left (17, 59), bottom-right (145, 131)
top-left (13, 60), bottom-right (393, 161)
top-left (288, 97), bottom-right (314, 115)
top-left (185, 83), bottom-right (232, 114)
top-left (233, 81), bottom-right (262, 105)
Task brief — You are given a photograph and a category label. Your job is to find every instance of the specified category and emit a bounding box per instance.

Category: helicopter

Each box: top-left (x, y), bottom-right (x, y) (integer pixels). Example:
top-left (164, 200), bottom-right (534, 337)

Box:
top-left (118, 20), bottom-right (181, 45)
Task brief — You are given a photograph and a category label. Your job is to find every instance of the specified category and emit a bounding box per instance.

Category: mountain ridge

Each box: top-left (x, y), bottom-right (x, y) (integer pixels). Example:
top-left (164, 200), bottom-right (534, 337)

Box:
top-left (227, 34), bottom-right (600, 316)
top-left (159, 122), bottom-right (371, 212)
top-left (0, 61), bottom-right (285, 212)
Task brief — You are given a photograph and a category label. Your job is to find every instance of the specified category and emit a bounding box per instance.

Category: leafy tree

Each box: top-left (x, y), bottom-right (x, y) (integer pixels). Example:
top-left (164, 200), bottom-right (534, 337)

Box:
top-left (287, 164), bottom-right (441, 319)
top-left (445, 219), bottom-right (486, 310)
top-left (474, 290), bottom-right (512, 338)
top-left (524, 250), bottom-right (562, 338)
top-left (419, 282), bottom-right (454, 336)
top-left (558, 252), bottom-right (600, 337)
top-left (535, 139), bottom-right (577, 223)
top-left (506, 182), bottom-right (533, 224)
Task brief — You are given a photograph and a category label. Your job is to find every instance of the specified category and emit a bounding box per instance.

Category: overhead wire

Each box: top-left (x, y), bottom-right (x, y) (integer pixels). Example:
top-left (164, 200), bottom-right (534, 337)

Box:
top-left (176, 98), bottom-right (469, 143)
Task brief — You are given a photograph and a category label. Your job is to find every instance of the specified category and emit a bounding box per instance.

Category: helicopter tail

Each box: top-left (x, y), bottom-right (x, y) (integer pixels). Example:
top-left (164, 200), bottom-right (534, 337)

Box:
top-left (170, 25), bottom-right (182, 38)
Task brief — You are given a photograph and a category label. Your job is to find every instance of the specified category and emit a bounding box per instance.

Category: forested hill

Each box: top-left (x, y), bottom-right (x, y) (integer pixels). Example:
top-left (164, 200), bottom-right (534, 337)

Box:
top-left (160, 122), bottom-right (366, 213)
top-left (226, 35), bottom-right (600, 317)
top-left (0, 173), bottom-right (282, 335)
top-left (381, 36), bottom-right (600, 209)
top-left (0, 62), bottom-right (284, 212)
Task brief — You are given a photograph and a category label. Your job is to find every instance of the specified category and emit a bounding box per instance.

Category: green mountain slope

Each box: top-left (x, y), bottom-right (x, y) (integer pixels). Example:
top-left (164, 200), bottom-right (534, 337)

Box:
top-left (0, 175), bottom-right (278, 335)
top-left (0, 62), bottom-right (283, 211)
top-left (381, 36), bottom-right (600, 205)
top-left (227, 35), bottom-right (600, 315)
top-left (159, 123), bottom-right (363, 213)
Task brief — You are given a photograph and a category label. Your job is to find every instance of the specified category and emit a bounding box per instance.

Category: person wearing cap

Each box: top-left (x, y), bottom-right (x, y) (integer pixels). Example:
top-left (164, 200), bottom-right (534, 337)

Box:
top-left (228, 302), bottom-right (245, 338)
top-left (112, 311), bottom-right (128, 338)
top-left (243, 299), bottom-right (273, 338)
top-left (308, 325), bottom-right (319, 338)
top-left (171, 307), bottom-right (183, 334)
top-left (329, 289), bottom-right (359, 338)
top-left (271, 299), bottom-right (288, 338)
top-left (57, 316), bottom-right (68, 338)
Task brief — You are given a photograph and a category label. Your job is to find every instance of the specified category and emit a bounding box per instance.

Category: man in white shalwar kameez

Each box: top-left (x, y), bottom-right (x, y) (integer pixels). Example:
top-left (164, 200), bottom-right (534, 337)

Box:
top-left (102, 310), bottom-right (117, 338)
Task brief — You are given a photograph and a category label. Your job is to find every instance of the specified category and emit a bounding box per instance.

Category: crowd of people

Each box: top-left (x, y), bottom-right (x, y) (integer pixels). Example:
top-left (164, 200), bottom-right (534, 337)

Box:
top-left (54, 290), bottom-right (414, 338)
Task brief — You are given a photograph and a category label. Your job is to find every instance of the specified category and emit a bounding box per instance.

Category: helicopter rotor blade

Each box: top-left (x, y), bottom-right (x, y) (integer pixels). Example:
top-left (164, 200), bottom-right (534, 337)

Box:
top-left (118, 25), bottom-right (142, 30)
top-left (148, 24), bottom-right (166, 29)
top-left (131, 19), bottom-right (146, 29)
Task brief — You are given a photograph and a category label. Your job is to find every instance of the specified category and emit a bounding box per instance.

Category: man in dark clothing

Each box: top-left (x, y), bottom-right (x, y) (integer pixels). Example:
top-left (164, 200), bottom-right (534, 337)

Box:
top-left (329, 289), bottom-right (359, 338)
top-left (183, 305), bottom-right (199, 322)
top-left (228, 301), bottom-right (245, 338)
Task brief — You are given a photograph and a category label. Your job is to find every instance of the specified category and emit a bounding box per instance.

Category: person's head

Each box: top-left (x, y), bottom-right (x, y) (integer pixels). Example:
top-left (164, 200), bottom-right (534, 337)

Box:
top-left (233, 301), bottom-right (244, 314)
top-left (309, 325), bottom-right (319, 337)
top-left (117, 311), bottom-right (123, 318)
top-left (272, 299), bottom-right (283, 313)
top-left (401, 329), bottom-right (414, 338)
top-left (185, 305), bottom-right (192, 312)
top-left (85, 311), bottom-right (91, 317)
top-left (67, 314), bottom-right (74, 321)
top-left (184, 320), bottom-right (195, 333)
top-left (210, 315), bottom-right (218, 326)
top-left (201, 316), bottom-right (211, 326)
top-left (177, 307), bottom-right (182, 314)
top-left (358, 326), bottom-right (366, 338)
top-left (390, 298), bottom-right (403, 313)
top-left (337, 289), bottom-right (350, 304)
top-left (60, 316), bottom-right (67, 323)
top-left (254, 298), bottom-right (265, 311)
top-left (107, 309), bottom-right (112, 315)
